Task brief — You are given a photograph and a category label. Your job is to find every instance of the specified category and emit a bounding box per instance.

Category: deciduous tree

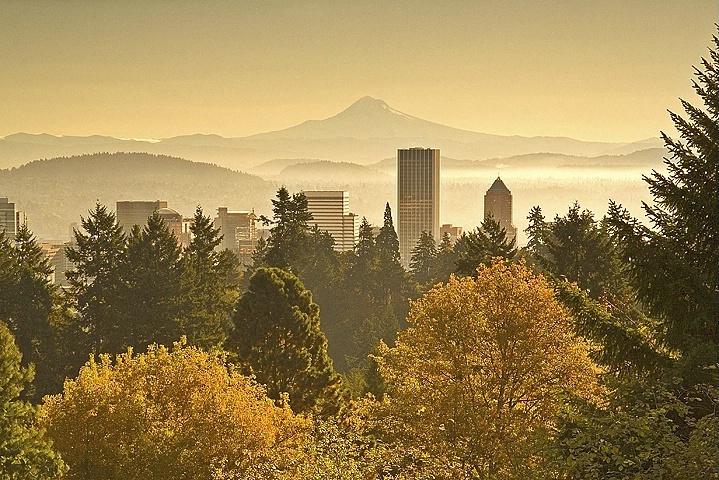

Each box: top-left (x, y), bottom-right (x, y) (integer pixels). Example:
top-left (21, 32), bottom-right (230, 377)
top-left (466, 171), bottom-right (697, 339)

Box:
top-left (40, 340), bottom-right (310, 480)
top-left (361, 260), bottom-right (601, 478)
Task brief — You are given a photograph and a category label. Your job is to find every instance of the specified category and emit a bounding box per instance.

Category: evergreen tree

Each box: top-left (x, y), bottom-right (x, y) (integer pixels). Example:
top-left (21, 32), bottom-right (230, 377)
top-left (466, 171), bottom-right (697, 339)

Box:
top-left (261, 187), bottom-right (312, 270)
top-left (409, 230), bottom-right (437, 285)
top-left (179, 206), bottom-right (238, 349)
top-left (533, 203), bottom-right (620, 299)
top-left (375, 203), bottom-right (400, 263)
top-left (119, 212), bottom-right (183, 351)
top-left (0, 228), bottom-right (53, 365)
top-left (454, 216), bottom-right (517, 277)
top-left (607, 31), bottom-right (719, 384)
top-left (431, 231), bottom-right (457, 285)
top-left (66, 203), bottom-right (126, 354)
top-left (0, 321), bottom-right (67, 479)
top-left (229, 267), bottom-right (344, 416)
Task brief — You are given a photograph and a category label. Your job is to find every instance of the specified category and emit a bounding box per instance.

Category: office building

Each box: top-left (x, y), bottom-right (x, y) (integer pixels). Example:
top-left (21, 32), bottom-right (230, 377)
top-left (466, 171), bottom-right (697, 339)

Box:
top-left (440, 224), bottom-right (463, 244)
top-left (0, 197), bottom-right (16, 237)
top-left (214, 207), bottom-right (257, 261)
top-left (303, 191), bottom-right (357, 252)
top-left (397, 147), bottom-right (440, 267)
top-left (157, 207), bottom-right (183, 239)
top-left (116, 200), bottom-right (167, 232)
top-left (484, 176), bottom-right (517, 242)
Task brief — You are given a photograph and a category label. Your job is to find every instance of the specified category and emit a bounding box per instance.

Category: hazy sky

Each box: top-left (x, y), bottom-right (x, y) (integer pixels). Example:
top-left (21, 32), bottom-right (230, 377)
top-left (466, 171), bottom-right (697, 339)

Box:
top-left (1, 1), bottom-right (716, 142)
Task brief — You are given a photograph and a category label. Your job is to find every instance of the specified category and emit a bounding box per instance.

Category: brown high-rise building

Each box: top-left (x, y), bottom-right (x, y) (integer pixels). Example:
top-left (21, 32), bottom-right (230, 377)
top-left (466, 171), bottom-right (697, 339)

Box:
top-left (214, 207), bottom-right (257, 262)
top-left (303, 190), bottom-right (357, 252)
top-left (116, 200), bottom-right (167, 232)
top-left (483, 176), bottom-right (517, 242)
top-left (397, 147), bottom-right (440, 267)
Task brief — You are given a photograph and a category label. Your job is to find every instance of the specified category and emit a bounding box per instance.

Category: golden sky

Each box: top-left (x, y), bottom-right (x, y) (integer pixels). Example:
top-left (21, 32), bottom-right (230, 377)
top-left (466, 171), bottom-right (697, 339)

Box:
top-left (1, 1), bottom-right (716, 142)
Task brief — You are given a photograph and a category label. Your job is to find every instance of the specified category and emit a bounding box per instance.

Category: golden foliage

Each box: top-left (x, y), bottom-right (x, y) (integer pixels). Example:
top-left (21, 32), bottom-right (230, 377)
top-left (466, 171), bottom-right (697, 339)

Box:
top-left (39, 340), bottom-right (311, 480)
top-left (361, 260), bottom-right (602, 478)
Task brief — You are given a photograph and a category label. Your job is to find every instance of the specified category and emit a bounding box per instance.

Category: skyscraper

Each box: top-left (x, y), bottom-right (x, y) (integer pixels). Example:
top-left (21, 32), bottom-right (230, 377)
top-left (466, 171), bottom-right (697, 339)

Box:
top-left (483, 176), bottom-right (517, 242)
top-left (397, 147), bottom-right (440, 267)
top-left (0, 197), bottom-right (16, 237)
top-left (303, 190), bottom-right (357, 252)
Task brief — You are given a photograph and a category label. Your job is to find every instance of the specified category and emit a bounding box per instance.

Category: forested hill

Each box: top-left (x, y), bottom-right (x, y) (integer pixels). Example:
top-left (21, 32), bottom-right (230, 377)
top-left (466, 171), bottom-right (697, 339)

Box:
top-left (0, 152), bottom-right (277, 241)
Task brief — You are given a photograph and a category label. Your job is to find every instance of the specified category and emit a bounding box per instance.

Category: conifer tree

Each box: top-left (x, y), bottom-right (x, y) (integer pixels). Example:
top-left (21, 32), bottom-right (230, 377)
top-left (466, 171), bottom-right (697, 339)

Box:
top-left (66, 203), bottom-right (126, 354)
top-left (607, 31), bottom-right (719, 383)
top-left (0, 321), bottom-right (66, 479)
top-left (409, 230), bottom-right (437, 285)
top-left (229, 267), bottom-right (344, 416)
top-left (431, 231), bottom-right (457, 285)
top-left (119, 212), bottom-right (183, 351)
top-left (375, 203), bottom-right (400, 263)
top-left (455, 216), bottom-right (517, 277)
top-left (180, 206), bottom-right (238, 349)
top-left (261, 187), bottom-right (312, 270)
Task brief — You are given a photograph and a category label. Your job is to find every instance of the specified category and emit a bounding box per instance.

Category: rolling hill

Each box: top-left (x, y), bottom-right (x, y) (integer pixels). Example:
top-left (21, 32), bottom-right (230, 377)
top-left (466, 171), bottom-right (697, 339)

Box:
top-left (0, 152), bottom-right (276, 241)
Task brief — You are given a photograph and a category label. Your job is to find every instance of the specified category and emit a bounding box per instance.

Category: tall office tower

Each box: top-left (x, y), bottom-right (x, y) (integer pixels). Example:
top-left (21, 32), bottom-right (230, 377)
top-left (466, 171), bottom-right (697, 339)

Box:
top-left (116, 200), bottom-right (168, 232)
top-left (397, 147), bottom-right (440, 267)
top-left (483, 176), bottom-right (518, 242)
top-left (0, 197), bottom-right (16, 236)
top-left (214, 207), bottom-right (257, 258)
top-left (303, 191), bottom-right (357, 252)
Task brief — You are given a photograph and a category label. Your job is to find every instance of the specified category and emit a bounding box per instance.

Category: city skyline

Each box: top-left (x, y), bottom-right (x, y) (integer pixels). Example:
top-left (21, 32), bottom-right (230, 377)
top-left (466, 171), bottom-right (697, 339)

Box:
top-left (1, 2), bottom-right (716, 142)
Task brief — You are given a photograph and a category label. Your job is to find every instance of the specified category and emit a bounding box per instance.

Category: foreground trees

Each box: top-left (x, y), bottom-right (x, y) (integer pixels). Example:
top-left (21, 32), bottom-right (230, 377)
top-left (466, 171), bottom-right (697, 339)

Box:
top-left (229, 268), bottom-right (344, 416)
top-left (360, 260), bottom-right (600, 478)
top-left (40, 341), bottom-right (311, 480)
top-left (0, 322), bottom-right (66, 479)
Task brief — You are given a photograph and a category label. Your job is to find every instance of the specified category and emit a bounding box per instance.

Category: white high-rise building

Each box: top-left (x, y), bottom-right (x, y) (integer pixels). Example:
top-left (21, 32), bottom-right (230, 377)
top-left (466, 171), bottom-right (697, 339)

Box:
top-left (303, 191), bottom-right (357, 252)
top-left (397, 147), bottom-right (440, 267)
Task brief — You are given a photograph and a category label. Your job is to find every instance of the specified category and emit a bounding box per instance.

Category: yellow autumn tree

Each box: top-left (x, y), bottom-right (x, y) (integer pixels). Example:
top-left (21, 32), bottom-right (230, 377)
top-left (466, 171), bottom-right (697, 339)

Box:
top-left (360, 260), bottom-right (602, 479)
top-left (39, 340), bottom-right (311, 480)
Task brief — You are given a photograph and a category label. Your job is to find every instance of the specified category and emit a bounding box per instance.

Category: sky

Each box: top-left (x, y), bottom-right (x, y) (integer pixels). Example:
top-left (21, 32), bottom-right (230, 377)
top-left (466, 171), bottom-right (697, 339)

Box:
top-left (1, 1), bottom-right (716, 142)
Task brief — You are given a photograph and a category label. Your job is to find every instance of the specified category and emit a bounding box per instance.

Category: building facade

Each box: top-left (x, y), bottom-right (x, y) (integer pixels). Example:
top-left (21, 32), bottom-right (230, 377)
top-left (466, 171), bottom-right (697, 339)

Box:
top-left (439, 223), bottom-right (463, 244)
top-left (483, 176), bottom-right (517, 242)
top-left (397, 147), bottom-right (440, 267)
top-left (303, 190), bottom-right (357, 252)
top-left (214, 207), bottom-right (257, 262)
top-left (116, 200), bottom-right (168, 232)
top-left (0, 197), bottom-right (16, 237)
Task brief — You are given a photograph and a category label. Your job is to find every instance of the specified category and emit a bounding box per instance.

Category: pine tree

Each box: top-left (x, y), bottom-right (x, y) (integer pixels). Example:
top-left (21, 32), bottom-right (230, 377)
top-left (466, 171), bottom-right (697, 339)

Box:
top-left (66, 203), bottom-right (126, 354)
top-left (409, 230), bottom-right (437, 285)
top-left (119, 211), bottom-right (183, 351)
top-left (375, 203), bottom-right (400, 263)
top-left (431, 232), bottom-right (457, 285)
top-left (229, 267), bottom-right (344, 416)
top-left (454, 217), bottom-right (517, 277)
top-left (262, 187), bottom-right (312, 270)
top-left (0, 321), bottom-right (66, 479)
top-left (607, 31), bottom-right (719, 383)
top-left (179, 206), bottom-right (238, 350)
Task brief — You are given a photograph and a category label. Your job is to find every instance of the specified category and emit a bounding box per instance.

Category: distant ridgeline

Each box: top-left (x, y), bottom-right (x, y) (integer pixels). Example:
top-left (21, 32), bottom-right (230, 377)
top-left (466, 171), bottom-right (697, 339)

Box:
top-left (0, 152), bottom-right (275, 241)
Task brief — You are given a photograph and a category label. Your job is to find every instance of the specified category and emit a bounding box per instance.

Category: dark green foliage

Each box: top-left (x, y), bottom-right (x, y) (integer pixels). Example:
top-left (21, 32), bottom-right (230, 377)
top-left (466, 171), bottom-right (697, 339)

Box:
top-left (606, 33), bottom-right (718, 383)
top-left (431, 232), bottom-right (457, 286)
top-left (119, 212), bottom-right (183, 351)
top-left (0, 227), bottom-right (53, 375)
top-left (544, 380), bottom-right (719, 479)
top-left (454, 216), bottom-right (517, 277)
top-left (0, 322), bottom-right (67, 479)
top-left (375, 203), bottom-right (400, 263)
top-left (179, 206), bottom-right (239, 350)
top-left (65, 203), bottom-right (126, 354)
top-left (528, 202), bottom-right (621, 299)
top-left (229, 267), bottom-right (344, 416)
top-left (261, 187), bottom-right (313, 270)
top-left (409, 230), bottom-right (436, 285)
